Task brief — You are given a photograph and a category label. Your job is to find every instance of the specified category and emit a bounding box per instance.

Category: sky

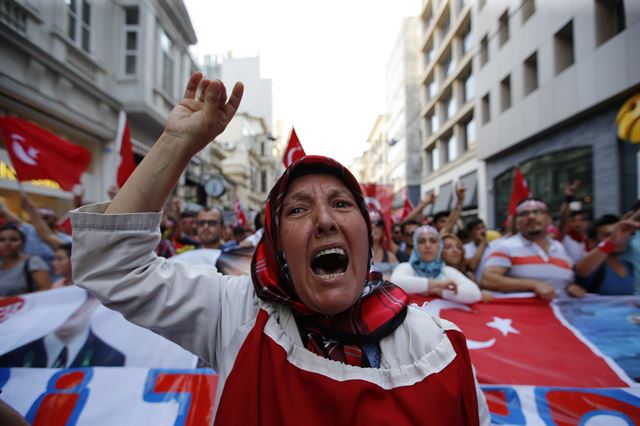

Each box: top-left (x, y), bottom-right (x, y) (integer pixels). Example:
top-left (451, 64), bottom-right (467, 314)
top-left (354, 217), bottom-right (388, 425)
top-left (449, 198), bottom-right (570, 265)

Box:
top-left (184, 0), bottom-right (421, 166)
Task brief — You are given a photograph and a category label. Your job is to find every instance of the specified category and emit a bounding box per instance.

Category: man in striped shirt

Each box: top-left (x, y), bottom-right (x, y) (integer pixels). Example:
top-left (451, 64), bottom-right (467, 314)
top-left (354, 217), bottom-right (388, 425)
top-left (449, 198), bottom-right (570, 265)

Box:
top-left (481, 198), bottom-right (575, 300)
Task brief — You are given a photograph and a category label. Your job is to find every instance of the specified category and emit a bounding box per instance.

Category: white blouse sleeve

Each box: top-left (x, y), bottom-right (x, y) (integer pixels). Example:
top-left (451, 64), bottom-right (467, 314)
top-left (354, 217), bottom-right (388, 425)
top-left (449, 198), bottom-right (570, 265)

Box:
top-left (441, 266), bottom-right (482, 304)
top-left (390, 263), bottom-right (428, 294)
top-left (70, 202), bottom-right (259, 371)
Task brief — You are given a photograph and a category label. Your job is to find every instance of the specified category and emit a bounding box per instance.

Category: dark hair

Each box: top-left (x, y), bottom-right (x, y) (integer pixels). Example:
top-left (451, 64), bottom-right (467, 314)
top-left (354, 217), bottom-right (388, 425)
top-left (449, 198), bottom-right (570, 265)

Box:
top-left (180, 211), bottom-right (197, 219)
top-left (401, 219), bottom-right (421, 233)
top-left (0, 224), bottom-right (25, 244)
top-left (466, 218), bottom-right (485, 234)
top-left (198, 207), bottom-right (224, 225)
top-left (631, 200), bottom-right (640, 212)
top-left (57, 242), bottom-right (72, 257)
top-left (570, 210), bottom-right (587, 219)
top-left (373, 218), bottom-right (386, 228)
top-left (233, 226), bottom-right (246, 236)
top-left (254, 209), bottom-right (265, 231)
top-left (433, 211), bottom-right (450, 223)
top-left (456, 229), bottom-right (469, 242)
top-left (587, 214), bottom-right (619, 240)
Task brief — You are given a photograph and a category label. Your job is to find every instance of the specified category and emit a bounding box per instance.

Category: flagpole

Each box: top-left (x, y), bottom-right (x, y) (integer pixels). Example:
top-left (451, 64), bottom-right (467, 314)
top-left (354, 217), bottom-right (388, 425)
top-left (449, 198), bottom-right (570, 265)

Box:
top-left (113, 110), bottom-right (126, 187)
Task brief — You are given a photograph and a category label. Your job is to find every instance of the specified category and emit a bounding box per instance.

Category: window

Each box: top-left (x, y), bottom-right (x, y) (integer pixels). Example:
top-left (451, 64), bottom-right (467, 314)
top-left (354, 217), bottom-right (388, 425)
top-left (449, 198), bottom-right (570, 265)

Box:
top-left (260, 170), bottom-right (267, 193)
top-left (464, 117), bottom-right (476, 147)
top-left (493, 147), bottom-right (593, 229)
top-left (554, 21), bottom-right (574, 74)
top-left (441, 52), bottom-right (454, 80)
top-left (500, 75), bottom-right (512, 111)
top-left (444, 93), bottom-right (456, 121)
top-left (461, 24), bottom-right (472, 55)
top-left (498, 10), bottom-right (510, 47)
top-left (445, 133), bottom-right (457, 163)
top-left (481, 93), bottom-right (491, 124)
top-left (463, 72), bottom-right (474, 102)
top-left (521, 0), bottom-right (535, 23)
top-left (66, 0), bottom-right (91, 52)
top-left (595, 0), bottom-right (625, 46)
top-left (428, 146), bottom-right (440, 172)
top-left (160, 30), bottom-right (174, 95)
top-left (425, 76), bottom-right (437, 102)
top-left (123, 6), bottom-right (139, 75)
top-left (426, 112), bottom-right (439, 136)
top-left (523, 51), bottom-right (538, 95)
top-left (480, 35), bottom-right (489, 67)
top-left (424, 42), bottom-right (434, 67)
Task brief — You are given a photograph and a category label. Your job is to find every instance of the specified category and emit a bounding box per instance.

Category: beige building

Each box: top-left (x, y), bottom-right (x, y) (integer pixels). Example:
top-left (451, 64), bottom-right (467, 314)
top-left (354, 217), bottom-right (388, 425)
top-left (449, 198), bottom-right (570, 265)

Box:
top-left (474, 0), bottom-right (640, 227)
top-left (217, 113), bottom-right (278, 216)
top-left (0, 0), bottom-right (202, 213)
top-left (419, 0), bottom-right (482, 220)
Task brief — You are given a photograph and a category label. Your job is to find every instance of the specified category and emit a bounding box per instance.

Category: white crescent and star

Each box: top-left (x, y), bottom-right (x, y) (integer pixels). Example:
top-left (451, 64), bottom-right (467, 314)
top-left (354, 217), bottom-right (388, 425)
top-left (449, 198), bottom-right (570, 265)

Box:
top-left (286, 146), bottom-right (302, 166)
top-left (419, 300), bottom-right (519, 350)
top-left (11, 134), bottom-right (39, 166)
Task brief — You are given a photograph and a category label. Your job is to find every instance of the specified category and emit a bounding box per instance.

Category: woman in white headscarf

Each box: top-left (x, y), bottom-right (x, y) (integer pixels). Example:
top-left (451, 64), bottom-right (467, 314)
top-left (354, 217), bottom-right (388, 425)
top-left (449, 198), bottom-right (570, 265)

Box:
top-left (391, 225), bottom-right (482, 304)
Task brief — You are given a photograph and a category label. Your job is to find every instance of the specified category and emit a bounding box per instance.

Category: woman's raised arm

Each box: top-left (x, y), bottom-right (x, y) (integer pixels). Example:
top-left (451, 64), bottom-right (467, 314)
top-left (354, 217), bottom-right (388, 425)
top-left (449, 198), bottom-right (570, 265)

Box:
top-left (106, 73), bottom-right (243, 214)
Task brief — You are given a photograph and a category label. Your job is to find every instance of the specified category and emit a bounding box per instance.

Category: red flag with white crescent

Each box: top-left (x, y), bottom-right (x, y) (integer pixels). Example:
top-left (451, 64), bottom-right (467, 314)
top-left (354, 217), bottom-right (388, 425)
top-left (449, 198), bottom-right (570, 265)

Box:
top-left (400, 198), bottom-right (414, 222)
top-left (282, 128), bottom-right (306, 167)
top-left (0, 116), bottom-right (91, 191)
top-left (234, 198), bottom-right (247, 227)
top-left (412, 295), bottom-right (630, 387)
top-left (507, 166), bottom-right (531, 216)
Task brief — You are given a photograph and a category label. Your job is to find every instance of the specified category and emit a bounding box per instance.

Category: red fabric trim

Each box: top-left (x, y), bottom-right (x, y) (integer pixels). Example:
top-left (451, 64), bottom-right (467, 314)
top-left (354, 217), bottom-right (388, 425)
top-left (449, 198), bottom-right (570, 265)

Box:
top-left (510, 256), bottom-right (572, 270)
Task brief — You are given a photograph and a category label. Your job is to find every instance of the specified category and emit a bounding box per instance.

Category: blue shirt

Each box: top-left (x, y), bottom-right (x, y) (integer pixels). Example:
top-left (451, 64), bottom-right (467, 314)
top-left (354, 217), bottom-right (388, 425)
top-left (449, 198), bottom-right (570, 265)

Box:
top-left (621, 231), bottom-right (640, 295)
top-left (577, 260), bottom-right (634, 295)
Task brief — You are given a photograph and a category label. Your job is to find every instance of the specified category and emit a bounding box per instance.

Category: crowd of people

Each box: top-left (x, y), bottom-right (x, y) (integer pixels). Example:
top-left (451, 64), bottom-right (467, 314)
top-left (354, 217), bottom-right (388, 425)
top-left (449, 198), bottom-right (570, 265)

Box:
top-left (1, 168), bottom-right (640, 303)
top-left (2, 71), bottom-right (640, 425)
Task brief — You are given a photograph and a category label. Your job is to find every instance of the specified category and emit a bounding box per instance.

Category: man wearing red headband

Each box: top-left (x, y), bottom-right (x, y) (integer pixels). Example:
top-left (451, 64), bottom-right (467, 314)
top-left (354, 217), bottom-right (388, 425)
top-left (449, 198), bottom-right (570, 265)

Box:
top-left (71, 73), bottom-right (489, 424)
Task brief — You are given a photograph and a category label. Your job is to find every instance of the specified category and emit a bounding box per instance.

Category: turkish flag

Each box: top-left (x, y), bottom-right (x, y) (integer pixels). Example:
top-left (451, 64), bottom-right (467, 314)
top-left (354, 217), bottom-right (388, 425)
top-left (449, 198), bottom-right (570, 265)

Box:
top-left (507, 166), bottom-right (531, 216)
top-left (400, 198), bottom-right (414, 222)
top-left (282, 128), bottom-right (306, 168)
top-left (116, 111), bottom-right (136, 188)
top-left (0, 117), bottom-right (91, 191)
top-left (361, 183), bottom-right (394, 249)
top-left (412, 296), bottom-right (629, 387)
top-left (234, 198), bottom-right (247, 227)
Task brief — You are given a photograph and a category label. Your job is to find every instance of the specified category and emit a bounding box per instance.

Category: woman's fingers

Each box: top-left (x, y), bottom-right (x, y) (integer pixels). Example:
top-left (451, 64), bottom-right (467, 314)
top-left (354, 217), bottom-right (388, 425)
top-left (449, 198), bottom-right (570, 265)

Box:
top-left (183, 72), bottom-right (203, 99)
top-left (199, 80), bottom-right (211, 102)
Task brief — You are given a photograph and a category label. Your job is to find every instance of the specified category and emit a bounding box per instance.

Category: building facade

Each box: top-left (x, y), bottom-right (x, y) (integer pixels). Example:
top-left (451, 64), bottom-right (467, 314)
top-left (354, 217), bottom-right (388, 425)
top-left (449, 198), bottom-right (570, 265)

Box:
top-left (419, 0), bottom-right (483, 221)
top-left (385, 17), bottom-right (422, 207)
top-left (0, 0), bottom-right (201, 215)
top-left (474, 0), bottom-right (640, 227)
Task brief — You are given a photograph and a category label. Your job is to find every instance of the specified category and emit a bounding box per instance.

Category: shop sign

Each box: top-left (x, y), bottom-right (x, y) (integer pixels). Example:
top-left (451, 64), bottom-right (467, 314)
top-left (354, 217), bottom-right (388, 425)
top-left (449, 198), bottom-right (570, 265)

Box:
top-left (0, 161), bottom-right (61, 189)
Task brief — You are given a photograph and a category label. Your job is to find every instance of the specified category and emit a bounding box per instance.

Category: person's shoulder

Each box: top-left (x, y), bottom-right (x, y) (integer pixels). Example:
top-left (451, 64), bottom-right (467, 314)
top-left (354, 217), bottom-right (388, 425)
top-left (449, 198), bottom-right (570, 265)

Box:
top-left (27, 255), bottom-right (49, 270)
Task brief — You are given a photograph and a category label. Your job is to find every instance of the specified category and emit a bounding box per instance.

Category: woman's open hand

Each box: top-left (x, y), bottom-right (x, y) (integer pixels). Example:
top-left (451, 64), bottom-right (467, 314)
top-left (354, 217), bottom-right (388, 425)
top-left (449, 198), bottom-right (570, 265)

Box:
top-left (164, 72), bottom-right (244, 157)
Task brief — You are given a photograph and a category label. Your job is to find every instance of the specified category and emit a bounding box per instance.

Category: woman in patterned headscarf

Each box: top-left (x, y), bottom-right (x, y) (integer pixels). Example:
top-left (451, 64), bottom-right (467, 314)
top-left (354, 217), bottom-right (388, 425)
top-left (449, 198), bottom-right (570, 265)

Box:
top-left (391, 225), bottom-right (482, 304)
top-left (71, 73), bottom-right (488, 425)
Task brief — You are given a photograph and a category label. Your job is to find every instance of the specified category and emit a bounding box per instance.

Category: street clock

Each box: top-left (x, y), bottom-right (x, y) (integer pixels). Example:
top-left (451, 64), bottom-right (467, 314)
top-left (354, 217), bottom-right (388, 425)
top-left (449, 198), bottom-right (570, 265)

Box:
top-left (204, 176), bottom-right (226, 198)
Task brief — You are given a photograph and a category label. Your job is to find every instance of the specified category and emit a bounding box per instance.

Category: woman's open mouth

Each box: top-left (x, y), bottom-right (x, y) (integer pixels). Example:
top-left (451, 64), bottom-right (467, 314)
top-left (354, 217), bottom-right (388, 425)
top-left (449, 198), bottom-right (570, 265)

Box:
top-left (310, 247), bottom-right (349, 280)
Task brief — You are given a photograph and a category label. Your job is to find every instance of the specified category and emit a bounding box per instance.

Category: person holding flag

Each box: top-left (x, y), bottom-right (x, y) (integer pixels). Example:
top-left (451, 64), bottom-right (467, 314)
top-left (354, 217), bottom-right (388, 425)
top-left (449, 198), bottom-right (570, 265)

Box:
top-left (70, 72), bottom-right (489, 424)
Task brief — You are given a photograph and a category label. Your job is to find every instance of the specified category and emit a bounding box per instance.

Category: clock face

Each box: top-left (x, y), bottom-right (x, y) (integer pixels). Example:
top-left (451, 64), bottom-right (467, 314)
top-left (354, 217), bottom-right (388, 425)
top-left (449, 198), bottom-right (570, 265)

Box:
top-left (204, 176), bottom-right (226, 198)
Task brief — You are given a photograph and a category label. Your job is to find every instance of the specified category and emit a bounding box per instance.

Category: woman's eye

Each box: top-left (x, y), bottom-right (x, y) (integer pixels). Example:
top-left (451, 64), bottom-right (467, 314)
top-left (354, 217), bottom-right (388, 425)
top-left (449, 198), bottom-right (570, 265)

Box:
top-left (287, 206), bottom-right (305, 215)
top-left (334, 200), bottom-right (351, 208)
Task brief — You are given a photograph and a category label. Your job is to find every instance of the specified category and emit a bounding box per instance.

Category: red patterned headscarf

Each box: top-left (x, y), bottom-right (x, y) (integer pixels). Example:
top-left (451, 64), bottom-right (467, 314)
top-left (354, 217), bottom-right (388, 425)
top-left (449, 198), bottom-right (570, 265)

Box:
top-left (251, 155), bottom-right (409, 367)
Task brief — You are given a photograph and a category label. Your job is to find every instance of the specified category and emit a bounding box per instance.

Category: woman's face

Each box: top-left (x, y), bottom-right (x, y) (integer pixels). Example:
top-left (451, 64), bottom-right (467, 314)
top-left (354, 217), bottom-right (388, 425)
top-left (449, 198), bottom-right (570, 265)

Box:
top-left (416, 232), bottom-right (439, 262)
top-left (442, 237), bottom-right (463, 266)
top-left (278, 173), bottom-right (369, 315)
top-left (52, 248), bottom-right (71, 277)
top-left (372, 223), bottom-right (385, 243)
top-left (0, 229), bottom-right (23, 256)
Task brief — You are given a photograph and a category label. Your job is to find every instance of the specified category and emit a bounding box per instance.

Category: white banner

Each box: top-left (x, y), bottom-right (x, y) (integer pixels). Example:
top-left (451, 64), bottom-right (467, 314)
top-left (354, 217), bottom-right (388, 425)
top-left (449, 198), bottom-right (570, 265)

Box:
top-left (0, 287), bottom-right (196, 369)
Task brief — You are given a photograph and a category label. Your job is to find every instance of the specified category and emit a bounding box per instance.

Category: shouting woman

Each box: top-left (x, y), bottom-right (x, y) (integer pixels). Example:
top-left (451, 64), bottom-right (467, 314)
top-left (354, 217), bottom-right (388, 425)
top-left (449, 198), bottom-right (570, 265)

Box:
top-left (71, 73), bottom-right (489, 425)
